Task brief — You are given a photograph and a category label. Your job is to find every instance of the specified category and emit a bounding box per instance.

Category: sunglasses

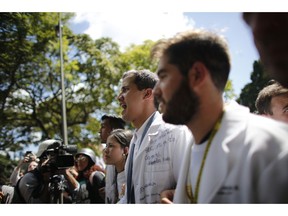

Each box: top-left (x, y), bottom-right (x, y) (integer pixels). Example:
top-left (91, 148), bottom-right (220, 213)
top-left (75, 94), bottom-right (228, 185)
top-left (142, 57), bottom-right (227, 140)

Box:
top-left (74, 155), bottom-right (87, 162)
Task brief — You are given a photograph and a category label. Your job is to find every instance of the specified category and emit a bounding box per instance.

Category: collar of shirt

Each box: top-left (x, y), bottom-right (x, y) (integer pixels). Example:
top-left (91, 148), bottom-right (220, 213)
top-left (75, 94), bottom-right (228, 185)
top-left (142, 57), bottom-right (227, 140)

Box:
top-left (133, 112), bottom-right (156, 153)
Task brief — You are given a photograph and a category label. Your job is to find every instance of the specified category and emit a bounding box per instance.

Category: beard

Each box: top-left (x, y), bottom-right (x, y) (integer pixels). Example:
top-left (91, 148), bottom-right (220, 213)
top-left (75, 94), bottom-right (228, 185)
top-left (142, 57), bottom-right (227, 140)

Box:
top-left (162, 79), bottom-right (200, 125)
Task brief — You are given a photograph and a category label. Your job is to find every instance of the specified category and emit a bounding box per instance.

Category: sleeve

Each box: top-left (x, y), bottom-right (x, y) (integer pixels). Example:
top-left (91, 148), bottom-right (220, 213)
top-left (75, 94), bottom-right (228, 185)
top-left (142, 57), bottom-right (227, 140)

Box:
top-left (10, 167), bottom-right (21, 186)
top-left (90, 171), bottom-right (105, 202)
top-left (91, 171), bottom-right (105, 188)
top-left (0, 185), bottom-right (15, 204)
top-left (18, 172), bottom-right (41, 203)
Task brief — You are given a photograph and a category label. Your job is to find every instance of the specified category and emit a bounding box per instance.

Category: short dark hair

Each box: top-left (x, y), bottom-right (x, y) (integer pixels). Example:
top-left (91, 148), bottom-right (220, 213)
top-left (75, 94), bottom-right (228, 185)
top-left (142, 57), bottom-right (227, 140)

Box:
top-left (122, 69), bottom-right (159, 109)
top-left (122, 69), bottom-right (158, 91)
top-left (255, 80), bottom-right (288, 115)
top-left (151, 29), bottom-right (231, 92)
top-left (101, 115), bottom-right (126, 130)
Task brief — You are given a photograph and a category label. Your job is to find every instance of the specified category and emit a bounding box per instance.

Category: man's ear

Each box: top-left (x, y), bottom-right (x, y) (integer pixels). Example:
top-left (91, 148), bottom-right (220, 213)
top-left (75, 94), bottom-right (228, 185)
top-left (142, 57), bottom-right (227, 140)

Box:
top-left (143, 88), bottom-right (153, 99)
top-left (188, 61), bottom-right (207, 90)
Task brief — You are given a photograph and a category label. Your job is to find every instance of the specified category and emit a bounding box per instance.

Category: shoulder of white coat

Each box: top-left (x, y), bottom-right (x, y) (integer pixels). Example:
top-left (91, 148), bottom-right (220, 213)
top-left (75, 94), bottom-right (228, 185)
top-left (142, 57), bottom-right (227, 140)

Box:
top-left (246, 113), bottom-right (288, 152)
top-left (222, 101), bottom-right (288, 138)
top-left (153, 113), bottom-right (193, 139)
top-left (224, 100), bottom-right (250, 113)
top-left (249, 113), bottom-right (288, 134)
top-left (160, 123), bottom-right (193, 139)
top-left (165, 122), bottom-right (191, 132)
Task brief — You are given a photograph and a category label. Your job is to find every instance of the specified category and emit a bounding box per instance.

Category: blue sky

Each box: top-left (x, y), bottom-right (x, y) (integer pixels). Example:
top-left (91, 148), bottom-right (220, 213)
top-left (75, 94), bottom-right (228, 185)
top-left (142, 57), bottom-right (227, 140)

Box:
top-left (3, 0), bottom-right (280, 98)
top-left (69, 12), bottom-right (259, 97)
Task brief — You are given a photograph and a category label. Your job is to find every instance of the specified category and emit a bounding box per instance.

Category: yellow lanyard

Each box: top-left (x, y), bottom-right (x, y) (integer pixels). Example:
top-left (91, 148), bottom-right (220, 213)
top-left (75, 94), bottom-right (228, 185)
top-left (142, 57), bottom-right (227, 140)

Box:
top-left (186, 110), bottom-right (225, 203)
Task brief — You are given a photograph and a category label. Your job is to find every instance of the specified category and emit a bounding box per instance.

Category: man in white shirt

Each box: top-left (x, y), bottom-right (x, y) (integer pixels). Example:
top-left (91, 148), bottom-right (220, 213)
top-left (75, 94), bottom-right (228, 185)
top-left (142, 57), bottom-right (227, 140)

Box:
top-left (152, 29), bottom-right (288, 203)
top-left (117, 69), bottom-right (192, 203)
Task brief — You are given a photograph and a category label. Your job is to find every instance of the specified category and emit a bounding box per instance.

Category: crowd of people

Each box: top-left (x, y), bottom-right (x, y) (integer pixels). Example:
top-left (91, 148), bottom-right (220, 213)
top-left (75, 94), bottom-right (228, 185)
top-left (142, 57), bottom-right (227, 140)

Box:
top-left (1, 12), bottom-right (288, 204)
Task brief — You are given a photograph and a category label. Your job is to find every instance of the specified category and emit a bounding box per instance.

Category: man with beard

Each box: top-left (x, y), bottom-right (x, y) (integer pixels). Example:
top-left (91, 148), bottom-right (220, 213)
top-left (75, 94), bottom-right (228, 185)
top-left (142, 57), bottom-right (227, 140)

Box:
top-left (152, 29), bottom-right (288, 203)
top-left (117, 69), bottom-right (192, 203)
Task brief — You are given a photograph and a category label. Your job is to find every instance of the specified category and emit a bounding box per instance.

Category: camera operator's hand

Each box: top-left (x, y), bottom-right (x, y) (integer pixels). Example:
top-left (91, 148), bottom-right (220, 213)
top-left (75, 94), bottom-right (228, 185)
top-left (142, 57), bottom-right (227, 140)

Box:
top-left (67, 167), bottom-right (78, 178)
top-left (23, 156), bottom-right (30, 163)
top-left (64, 167), bottom-right (79, 191)
top-left (15, 156), bottom-right (30, 169)
top-left (9, 155), bottom-right (34, 186)
top-left (18, 153), bottom-right (37, 168)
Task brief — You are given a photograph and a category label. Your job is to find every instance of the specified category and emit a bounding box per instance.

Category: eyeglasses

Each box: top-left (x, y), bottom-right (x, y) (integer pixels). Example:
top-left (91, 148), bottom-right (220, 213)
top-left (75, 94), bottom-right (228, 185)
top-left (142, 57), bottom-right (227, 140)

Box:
top-left (75, 155), bottom-right (87, 162)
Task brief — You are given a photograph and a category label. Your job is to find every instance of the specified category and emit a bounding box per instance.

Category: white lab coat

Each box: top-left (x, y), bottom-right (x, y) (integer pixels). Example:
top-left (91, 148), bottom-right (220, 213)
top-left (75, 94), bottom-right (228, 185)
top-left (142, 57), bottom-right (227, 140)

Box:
top-left (119, 111), bottom-right (192, 203)
top-left (105, 165), bottom-right (126, 203)
top-left (174, 101), bottom-right (288, 203)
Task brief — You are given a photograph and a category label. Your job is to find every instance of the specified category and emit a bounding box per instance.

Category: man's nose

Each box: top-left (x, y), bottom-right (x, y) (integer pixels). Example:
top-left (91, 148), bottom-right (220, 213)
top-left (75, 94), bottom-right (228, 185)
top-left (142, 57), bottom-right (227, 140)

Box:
top-left (153, 81), bottom-right (161, 97)
top-left (117, 92), bottom-right (123, 101)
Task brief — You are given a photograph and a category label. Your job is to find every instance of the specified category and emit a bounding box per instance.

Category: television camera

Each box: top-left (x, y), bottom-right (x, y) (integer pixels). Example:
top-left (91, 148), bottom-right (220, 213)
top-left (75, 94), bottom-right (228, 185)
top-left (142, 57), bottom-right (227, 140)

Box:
top-left (43, 141), bottom-right (77, 171)
top-left (41, 141), bottom-right (78, 203)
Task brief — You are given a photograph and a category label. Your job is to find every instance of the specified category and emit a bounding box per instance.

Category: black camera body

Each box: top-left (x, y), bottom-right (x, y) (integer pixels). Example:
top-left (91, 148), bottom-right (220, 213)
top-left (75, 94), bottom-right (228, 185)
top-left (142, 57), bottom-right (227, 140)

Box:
top-left (45, 142), bottom-right (77, 171)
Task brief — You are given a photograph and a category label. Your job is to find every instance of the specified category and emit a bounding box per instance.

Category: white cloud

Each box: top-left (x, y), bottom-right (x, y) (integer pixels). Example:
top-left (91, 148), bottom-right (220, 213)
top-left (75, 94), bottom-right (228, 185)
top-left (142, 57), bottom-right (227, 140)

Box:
top-left (71, 12), bottom-right (195, 50)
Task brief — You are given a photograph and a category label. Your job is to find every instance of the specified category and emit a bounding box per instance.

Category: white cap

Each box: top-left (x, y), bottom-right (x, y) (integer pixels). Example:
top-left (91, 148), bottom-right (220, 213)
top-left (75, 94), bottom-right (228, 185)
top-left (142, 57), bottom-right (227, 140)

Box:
top-left (36, 139), bottom-right (60, 157)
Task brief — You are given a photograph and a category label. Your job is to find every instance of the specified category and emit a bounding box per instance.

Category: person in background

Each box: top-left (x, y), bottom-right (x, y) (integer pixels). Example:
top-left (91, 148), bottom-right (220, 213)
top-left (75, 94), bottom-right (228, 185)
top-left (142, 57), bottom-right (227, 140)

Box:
top-left (152, 29), bottom-right (288, 203)
top-left (97, 114), bottom-right (127, 199)
top-left (103, 129), bottom-right (133, 203)
top-left (17, 139), bottom-right (79, 203)
top-left (74, 148), bottom-right (105, 203)
top-left (100, 115), bottom-right (126, 144)
top-left (243, 13), bottom-right (288, 88)
top-left (117, 69), bottom-right (192, 203)
top-left (0, 185), bottom-right (14, 204)
top-left (10, 152), bottom-right (38, 186)
top-left (255, 80), bottom-right (288, 124)
top-left (96, 114), bottom-right (126, 170)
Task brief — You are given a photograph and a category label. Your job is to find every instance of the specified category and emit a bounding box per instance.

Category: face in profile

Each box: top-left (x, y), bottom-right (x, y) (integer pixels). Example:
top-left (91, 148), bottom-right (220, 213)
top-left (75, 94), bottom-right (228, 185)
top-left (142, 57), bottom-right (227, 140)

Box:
top-left (99, 118), bottom-right (112, 143)
top-left (117, 75), bottom-right (146, 124)
top-left (163, 79), bottom-right (200, 125)
top-left (243, 13), bottom-right (288, 88)
top-left (154, 55), bottom-right (200, 125)
top-left (74, 154), bottom-right (89, 172)
top-left (103, 135), bottom-right (125, 166)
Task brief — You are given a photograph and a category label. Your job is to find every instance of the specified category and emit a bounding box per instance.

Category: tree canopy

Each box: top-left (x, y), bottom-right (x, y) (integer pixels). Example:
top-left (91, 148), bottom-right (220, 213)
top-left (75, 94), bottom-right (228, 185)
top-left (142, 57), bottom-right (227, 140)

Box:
top-left (237, 60), bottom-right (271, 113)
top-left (0, 13), bottom-right (124, 154)
top-left (0, 12), bottom-right (238, 184)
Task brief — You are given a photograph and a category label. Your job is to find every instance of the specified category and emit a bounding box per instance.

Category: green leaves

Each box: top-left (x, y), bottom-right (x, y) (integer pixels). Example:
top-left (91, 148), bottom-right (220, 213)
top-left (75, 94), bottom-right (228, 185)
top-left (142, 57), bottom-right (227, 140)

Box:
top-left (237, 61), bottom-right (270, 113)
top-left (0, 13), bottom-right (125, 157)
top-left (0, 13), bottom-right (238, 184)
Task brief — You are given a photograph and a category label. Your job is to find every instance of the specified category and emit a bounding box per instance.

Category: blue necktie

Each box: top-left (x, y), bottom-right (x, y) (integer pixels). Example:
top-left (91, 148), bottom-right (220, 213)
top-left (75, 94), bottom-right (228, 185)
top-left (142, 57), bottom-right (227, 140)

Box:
top-left (126, 141), bottom-right (136, 203)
